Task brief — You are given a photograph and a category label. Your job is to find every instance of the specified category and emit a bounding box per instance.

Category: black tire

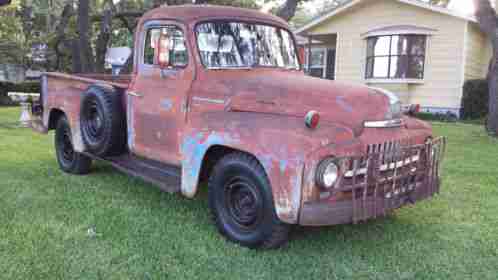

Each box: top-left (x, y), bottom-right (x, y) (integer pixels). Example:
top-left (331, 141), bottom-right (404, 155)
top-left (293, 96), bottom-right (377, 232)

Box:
top-left (80, 85), bottom-right (126, 157)
top-left (208, 152), bottom-right (290, 249)
top-left (55, 115), bottom-right (92, 174)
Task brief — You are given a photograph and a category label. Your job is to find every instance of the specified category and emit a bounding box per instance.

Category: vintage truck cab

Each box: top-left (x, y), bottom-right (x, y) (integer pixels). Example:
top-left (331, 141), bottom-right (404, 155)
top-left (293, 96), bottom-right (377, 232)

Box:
top-left (32, 5), bottom-right (445, 249)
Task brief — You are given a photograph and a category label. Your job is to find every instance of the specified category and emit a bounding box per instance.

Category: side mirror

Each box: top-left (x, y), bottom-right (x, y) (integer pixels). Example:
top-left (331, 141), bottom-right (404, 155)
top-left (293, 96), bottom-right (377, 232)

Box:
top-left (155, 33), bottom-right (170, 69)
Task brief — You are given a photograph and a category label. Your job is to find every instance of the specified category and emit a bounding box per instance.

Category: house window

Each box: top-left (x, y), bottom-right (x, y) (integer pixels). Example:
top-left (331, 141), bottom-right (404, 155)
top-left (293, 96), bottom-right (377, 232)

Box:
top-left (365, 35), bottom-right (426, 80)
top-left (304, 48), bottom-right (326, 78)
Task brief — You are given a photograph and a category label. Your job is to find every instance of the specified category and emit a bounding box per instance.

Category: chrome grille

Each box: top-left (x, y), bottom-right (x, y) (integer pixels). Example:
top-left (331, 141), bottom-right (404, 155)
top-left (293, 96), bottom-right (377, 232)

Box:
top-left (367, 139), bottom-right (402, 154)
top-left (366, 139), bottom-right (416, 165)
top-left (335, 137), bottom-right (446, 224)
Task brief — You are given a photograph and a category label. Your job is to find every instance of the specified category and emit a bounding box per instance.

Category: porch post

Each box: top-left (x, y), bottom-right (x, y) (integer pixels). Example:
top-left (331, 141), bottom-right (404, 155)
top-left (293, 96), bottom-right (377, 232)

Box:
top-left (307, 35), bottom-right (312, 75)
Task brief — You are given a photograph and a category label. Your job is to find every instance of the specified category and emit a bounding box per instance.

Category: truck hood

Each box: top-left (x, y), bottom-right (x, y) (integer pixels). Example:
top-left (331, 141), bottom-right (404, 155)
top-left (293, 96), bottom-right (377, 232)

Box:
top-left (224, 70), bottom-right (390, 130)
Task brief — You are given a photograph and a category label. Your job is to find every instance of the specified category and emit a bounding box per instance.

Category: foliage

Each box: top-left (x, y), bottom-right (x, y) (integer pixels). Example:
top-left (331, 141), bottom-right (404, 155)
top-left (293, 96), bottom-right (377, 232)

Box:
top-left (414, 111), bottom-right (458, 122)
top-left (0, 0), bottom-right (28, 65)
top-left (289, 5), bottom-right (314, 27)
top-left (461, 79), bottom-right (489, 120)
top-left (204, 0), bottom-right (260, 8)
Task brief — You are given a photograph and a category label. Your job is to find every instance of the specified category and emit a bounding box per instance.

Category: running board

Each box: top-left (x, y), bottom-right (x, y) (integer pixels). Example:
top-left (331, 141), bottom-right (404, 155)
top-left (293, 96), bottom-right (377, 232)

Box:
top-left (87, 153), bottom-right (182, 193)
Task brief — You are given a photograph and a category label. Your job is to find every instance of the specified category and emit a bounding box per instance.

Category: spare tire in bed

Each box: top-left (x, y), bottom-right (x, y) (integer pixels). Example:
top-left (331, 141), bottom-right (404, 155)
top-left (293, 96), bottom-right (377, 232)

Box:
top-left (80, 85), bottom-right (126, 157)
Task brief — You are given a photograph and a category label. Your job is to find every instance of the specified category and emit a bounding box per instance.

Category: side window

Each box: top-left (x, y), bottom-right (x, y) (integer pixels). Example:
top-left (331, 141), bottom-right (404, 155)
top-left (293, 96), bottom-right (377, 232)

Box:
top-left (143, 26), bottom-right (188, 68)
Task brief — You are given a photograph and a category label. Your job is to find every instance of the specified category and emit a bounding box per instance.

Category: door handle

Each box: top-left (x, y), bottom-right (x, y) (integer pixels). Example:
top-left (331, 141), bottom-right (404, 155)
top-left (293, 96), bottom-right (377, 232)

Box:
top-left (127, 91), bottom-right (143, 98)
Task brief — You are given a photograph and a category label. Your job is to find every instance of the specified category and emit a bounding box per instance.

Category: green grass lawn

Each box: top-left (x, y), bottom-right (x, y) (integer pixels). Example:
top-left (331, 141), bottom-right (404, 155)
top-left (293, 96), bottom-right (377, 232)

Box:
top-left (1, 106), bottom-right (497, 280)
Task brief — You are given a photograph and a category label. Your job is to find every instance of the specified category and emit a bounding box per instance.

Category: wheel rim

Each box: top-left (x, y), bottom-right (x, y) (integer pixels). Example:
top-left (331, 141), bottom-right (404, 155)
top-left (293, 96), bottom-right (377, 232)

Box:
top-left (83, 98), bottom-right (104, 141)
top-left (224, 177), bottom-right (264, 231)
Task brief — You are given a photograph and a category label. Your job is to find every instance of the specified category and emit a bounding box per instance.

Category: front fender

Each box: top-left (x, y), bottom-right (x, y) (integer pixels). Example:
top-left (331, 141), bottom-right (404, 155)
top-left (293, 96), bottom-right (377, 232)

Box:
top-left (180, 111), bottom-right (354, 224)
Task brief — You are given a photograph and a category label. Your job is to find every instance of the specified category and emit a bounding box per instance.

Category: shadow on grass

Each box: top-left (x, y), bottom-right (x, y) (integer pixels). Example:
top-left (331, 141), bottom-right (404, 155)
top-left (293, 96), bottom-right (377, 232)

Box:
top-left (0, 122), bottom-right (23, 129)
top-left (43, 156), bottom-right (447, 254)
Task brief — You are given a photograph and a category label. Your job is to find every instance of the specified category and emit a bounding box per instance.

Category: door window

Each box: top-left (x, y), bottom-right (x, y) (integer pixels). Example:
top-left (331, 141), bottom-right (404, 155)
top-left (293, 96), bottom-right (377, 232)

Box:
top-left (143, 26), bottom-right (188, 68)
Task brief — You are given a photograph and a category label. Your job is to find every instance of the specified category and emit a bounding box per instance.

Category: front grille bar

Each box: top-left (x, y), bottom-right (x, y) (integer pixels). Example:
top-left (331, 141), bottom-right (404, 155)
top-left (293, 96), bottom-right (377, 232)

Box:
top-left (335, 137), bottom-right (446, 224)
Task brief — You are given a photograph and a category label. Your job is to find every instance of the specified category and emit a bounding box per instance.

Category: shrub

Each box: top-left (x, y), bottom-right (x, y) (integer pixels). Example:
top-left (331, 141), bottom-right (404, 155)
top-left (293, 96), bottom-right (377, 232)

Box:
top-left (0, 81), bottom-right (40, 106)
top-left (461, 79), bottom-right (489, 120)
top-left (414, 111), bottom-right (458, 122)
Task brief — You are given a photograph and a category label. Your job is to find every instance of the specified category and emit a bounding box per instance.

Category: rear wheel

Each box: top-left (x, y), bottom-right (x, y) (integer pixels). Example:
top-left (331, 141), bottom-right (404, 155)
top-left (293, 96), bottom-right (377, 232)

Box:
top-left (55, 116), bottom-right (92, 174)
top-left (208, 152), bottom-right (290, 249)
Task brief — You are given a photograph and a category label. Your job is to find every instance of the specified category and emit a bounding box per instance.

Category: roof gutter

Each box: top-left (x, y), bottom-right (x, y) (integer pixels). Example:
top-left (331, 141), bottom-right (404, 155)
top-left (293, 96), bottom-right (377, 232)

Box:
top-left (295, 0), bottom-right (477, 36)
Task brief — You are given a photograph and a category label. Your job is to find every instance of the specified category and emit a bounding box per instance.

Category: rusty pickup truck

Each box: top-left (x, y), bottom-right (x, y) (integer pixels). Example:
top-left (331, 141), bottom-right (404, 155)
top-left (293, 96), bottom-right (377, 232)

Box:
top-left (31, 5), bottom-right (445, 249)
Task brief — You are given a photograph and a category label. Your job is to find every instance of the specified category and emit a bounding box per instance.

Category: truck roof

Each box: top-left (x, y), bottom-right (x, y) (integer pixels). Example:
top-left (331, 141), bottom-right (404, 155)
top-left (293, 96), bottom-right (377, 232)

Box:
top-left (140, 5), bottom-right (289, 28)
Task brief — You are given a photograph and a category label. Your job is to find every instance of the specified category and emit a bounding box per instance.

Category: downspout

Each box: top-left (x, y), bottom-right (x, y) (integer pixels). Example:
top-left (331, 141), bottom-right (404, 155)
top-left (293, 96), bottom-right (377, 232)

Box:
top-left (307, 35), bottom-right (313, 75)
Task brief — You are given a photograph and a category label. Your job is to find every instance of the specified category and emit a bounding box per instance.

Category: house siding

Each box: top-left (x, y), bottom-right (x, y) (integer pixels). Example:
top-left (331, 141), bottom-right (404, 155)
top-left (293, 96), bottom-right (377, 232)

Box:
top-left (307, 0), bottom-right (468, 112)
top-left (465, 23), bottom-right (493, 81)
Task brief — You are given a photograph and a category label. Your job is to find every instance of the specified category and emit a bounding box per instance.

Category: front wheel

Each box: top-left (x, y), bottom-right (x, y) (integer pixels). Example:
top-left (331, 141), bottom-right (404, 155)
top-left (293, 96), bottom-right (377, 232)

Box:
top-left (208, 152), bottom-right (290, 249)
top-left (55, 116), bottom-right (92, 174)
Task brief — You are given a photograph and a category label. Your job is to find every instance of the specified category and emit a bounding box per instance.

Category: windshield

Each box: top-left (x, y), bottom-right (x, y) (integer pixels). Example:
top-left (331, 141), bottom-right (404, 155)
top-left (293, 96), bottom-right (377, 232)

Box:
top-left (195, 21), bottom-right (300, 69)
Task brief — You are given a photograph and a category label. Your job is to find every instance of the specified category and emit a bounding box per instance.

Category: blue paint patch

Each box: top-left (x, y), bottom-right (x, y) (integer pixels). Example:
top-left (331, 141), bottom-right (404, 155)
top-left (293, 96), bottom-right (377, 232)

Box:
top-left (160, 99), bottom-right (173, 111)
top-left (259, 154), bottom-right (273, 174)
top-left (279, 160), bottom-right (288, 173)
top-left (127, 95), bottom-right (135, 149)
top-left (336, 96), bottom-right (353, 113)
top-left (181, 131), bottom-right (242, 197)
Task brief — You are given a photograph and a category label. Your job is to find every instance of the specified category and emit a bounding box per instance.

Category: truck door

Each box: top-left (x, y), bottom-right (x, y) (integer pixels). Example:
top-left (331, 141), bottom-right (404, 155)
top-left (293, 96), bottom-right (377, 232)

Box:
top-left (127, 21), bottom-right (194, 165)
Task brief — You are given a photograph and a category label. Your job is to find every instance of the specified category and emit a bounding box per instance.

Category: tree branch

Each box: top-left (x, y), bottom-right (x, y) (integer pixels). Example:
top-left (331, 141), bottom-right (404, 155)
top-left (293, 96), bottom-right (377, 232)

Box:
top-left (276, 0), bottom-right (300, 21)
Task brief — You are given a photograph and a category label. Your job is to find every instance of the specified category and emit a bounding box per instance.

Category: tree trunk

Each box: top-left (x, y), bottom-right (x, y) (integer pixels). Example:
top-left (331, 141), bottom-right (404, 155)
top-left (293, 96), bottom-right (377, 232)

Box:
top-left (95, 8), bottom-right (112, 73)
top-left (488, 42), bottom-right (498, 133)
top-left (78, 0), bottom-right (95, 73)
top-left (72, 39), bottom-right (82, 73)
top-left (473, 0), bottom-right (498, 135)
top-left (53, 2), bottom-right (74, 71)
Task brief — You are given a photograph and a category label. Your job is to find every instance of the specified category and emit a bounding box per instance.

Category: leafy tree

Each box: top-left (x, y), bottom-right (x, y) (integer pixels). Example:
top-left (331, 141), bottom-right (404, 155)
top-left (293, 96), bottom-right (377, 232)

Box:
top-left (0, 0), bottom-right (29, 65)
top-left (9, 0), bottom-right (349, 73)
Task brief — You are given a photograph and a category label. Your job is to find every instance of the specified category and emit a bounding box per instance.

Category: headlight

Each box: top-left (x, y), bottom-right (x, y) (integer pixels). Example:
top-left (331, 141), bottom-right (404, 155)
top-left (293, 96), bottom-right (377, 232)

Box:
top-left (370, 87), bottom-right (402, 119)
top-left (315, 158), bottom-right (340, 189)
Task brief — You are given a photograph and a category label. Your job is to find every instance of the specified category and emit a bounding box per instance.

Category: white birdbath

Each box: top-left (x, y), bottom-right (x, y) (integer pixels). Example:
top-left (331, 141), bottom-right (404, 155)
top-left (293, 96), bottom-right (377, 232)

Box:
top-left (7, 92), bottom-right (40, 127)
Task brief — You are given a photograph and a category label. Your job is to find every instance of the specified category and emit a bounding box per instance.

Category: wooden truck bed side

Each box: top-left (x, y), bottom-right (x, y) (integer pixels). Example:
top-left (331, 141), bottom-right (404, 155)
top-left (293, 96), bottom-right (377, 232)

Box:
top-left (32, 72), bottom-right (131, 153)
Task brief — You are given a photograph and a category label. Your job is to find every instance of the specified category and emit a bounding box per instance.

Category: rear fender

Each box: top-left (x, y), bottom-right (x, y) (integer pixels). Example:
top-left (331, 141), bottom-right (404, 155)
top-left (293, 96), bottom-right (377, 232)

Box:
top-left (45, 105), bottom-right (85, 153)
top-left (43, 81), bottom-right (107, 153)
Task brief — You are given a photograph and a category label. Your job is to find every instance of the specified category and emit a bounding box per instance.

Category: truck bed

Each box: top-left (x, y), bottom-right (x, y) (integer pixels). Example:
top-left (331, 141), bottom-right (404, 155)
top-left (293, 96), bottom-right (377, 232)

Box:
top-left (31, 72), bottom-right (131, 136)
top-left (47, 72), bottom-right (132, 89)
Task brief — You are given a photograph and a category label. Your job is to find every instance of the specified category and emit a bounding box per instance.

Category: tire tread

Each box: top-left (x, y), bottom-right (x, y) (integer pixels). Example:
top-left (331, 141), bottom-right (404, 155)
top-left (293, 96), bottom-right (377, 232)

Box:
top-left (55, 116), bottom-right (92, 175)
top-left (80, 85), bottom-right (126, 157)
top-left (208, 152), bottom-right (290, 249)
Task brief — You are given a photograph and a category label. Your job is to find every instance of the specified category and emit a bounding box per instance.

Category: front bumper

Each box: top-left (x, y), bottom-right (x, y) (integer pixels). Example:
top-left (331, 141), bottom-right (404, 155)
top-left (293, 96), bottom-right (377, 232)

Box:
top-left (299, 137), bottom-right (446, 226)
